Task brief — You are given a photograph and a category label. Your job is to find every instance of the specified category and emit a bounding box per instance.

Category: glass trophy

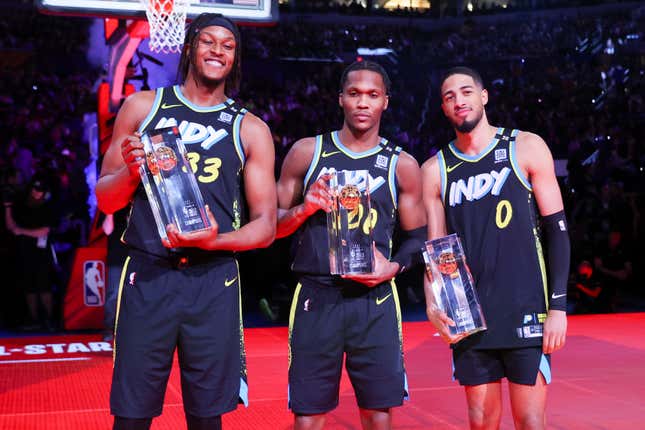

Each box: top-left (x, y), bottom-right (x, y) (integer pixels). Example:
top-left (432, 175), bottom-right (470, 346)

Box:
top-left (138, 126), bottom-right (210, 241)
top-left (422, 234), bottom-right (486, 337)
top-left (327, 169), bottom-right (375, 275)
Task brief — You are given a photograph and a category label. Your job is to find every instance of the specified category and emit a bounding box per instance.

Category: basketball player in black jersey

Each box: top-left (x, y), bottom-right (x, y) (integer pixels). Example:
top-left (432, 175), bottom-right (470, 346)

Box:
top-left (276, 61), bottom-right (426, 430)
top-left (422, 67), bottom-right (570, 430)
top-left (96, 14), bottom-right (276, 430)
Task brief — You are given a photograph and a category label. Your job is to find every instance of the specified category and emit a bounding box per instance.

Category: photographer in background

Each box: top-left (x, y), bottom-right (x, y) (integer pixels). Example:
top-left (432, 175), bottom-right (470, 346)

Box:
top-left (4, 175), bottom-right (57, 331)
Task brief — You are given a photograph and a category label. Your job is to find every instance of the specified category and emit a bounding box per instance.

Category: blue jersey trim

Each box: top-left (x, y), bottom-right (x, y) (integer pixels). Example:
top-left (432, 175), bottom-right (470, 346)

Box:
top-left (509, 131), bottom-right (532, 191)
top-left (388, 152), bottom-right (399, 208)
top-left (451, 356), bottom-right (456, 382)
top-left (137, 88), bottom-right (164, 133)
top-left (437, 150), bottom-right (448, 204)
top-left (303, 135), bottom-right (323, 193)
top-left (404, 372), bottom-right (410, 401)
top-left (232, 109), bottom-right (247, 166)
top-left (239, 377), bottom-right (249, 407)
top-left (331, 130), bottom-right (383, 159)
top-left (448, 127), bottom-right (504, 162)
top-left (539, 354), bottom-right (552, 384)
top-left (173, 85), bottom-right (232, 112)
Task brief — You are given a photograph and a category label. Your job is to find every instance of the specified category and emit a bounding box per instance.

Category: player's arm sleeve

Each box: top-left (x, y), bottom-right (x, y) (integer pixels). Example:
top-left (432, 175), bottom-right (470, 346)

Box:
top-left (391, 225), bottom-right (427, 274)
top-left (542, 210), bottom-right (570, 311)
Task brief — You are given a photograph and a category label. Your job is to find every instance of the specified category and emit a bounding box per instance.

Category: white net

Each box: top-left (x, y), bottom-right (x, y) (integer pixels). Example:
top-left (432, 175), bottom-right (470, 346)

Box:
top-left (140, 0), bottom-right (190, 54)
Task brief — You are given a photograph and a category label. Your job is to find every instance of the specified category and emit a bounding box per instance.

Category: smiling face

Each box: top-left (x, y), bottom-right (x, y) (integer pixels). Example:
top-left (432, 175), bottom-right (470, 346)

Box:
top-left (339, 69), bottom-right (389, 133)
top-left (440, 73), bottom-right (488, 133)
top-left (188, 25), bottom-right (237, 87)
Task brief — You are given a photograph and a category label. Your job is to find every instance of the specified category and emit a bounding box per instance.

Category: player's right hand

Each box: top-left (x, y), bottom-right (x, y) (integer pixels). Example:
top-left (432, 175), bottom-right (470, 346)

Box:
top-left (303, 174), bottom-right (333, 215)
top-left (162, 204), bottom-right (220, 250)
top-left (121, 132), bottom-right (145, 177)
top-left (426, 304), bottom-right (467, 344)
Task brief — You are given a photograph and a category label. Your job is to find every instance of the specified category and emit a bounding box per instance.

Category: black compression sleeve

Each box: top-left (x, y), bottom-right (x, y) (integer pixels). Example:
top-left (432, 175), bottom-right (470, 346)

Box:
top-left (391, 225), bottom-right (427, 274)
top-left (542, 210), bottom-right (570, 311)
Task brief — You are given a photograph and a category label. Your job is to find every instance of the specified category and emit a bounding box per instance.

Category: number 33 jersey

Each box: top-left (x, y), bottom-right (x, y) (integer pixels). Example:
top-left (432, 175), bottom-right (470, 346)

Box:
top-left (123, 85), bottom-right (247, 256)
top-left (438, 127), bottom-right (548, 349)
top-left (291, 131), bottom-right (401, 281)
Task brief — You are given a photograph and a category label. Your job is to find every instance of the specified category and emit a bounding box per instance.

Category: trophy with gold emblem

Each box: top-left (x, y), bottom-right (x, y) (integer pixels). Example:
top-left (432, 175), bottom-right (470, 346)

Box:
top-left (423, 234), bottom-right (486, 337)
top-left (139, 126), bottom-right (210, 241)
top-left (327, 169), bottom-right (375, 274)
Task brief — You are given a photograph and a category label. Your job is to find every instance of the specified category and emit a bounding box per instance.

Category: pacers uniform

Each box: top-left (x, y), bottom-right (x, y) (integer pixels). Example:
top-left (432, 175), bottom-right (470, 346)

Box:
top-left (437, 127), bottom-right (551, 386)
top-left (111, 85), bottom-right (249, 418)
top-left (288, 131), bottom-right (408, 414)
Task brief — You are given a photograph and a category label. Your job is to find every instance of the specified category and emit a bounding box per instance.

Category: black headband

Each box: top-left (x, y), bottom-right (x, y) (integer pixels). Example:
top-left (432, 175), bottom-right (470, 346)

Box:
top-left (191, 14), bottom-right (240, 43)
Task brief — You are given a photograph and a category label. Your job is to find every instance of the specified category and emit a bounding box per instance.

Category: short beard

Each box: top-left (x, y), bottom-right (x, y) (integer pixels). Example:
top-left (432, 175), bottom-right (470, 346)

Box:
top-left (453, 109), bottom-right (483, 133)
top-left (454, 117), bottom-right (480, 133)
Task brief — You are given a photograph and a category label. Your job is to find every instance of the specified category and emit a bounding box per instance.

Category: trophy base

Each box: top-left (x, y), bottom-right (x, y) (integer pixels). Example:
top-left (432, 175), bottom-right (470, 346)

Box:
top-left (450, 326), bottom-right (487, 338)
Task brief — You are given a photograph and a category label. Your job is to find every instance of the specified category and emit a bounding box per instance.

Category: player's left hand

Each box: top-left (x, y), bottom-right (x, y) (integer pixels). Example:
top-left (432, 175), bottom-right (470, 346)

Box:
top-left (341, 243), bottom-right (399, 287)
top-left (542, 309), bottom-right (567, 354)
top-left (162, 205), bottom-right (219, 250)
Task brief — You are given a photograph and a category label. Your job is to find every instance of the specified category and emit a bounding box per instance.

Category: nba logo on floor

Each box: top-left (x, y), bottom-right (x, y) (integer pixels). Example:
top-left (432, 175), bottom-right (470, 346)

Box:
top-left (83, 261), bottom-right (105, 307)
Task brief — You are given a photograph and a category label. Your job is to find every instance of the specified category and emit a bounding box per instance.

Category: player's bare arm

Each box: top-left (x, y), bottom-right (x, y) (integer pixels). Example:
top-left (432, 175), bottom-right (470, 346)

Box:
top-left (396, 151), bottom-right (427, 232)
top-left (421, 155), bottom-right (466, 344)
top-left (516, 132), bottom-right (564, 217)
top-left (421, 155), bottom-right (448, 241)
top-left (165, 112), bottom-right (277, 251)
top-left (96, 91), bottom-right (156, 214)
top-left (516, 131), bottom-right (569, 354)
top-left (276, 137), bottom-right (333, 239)
top-left (344, 151), bottom-right (425, 287)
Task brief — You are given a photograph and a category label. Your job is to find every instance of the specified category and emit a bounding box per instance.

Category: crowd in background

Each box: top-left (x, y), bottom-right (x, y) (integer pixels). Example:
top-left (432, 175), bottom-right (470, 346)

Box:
top-left (0, 1), bottom-right (642, 330)
top-left (0, 6), bottom-right (98, 329)
top-left (279, 0), bottom-right (636, 17)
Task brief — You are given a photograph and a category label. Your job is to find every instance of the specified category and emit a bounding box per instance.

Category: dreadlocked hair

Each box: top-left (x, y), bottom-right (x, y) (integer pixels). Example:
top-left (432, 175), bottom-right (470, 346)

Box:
top-left (176, 13), bottom-right (242, 94)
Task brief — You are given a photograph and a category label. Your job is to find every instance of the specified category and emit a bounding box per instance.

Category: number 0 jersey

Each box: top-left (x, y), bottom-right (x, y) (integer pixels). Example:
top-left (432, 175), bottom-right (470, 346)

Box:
top-left (438, 127), bottom-right (548, 349)
top-left (291, 131), bottom-right (401, 283)
top-left (123, 85), bottom-right (247, 258)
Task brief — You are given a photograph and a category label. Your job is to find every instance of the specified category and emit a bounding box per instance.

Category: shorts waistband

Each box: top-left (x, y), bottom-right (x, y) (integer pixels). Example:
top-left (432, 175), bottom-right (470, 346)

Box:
top-left (128, 248), bottom-right (235, 270)
top-left (298, 274), bottom-right (390, 296)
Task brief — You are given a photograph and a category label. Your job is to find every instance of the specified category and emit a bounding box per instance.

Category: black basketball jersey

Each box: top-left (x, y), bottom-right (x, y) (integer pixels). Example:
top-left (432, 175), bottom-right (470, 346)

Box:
top-left (438, 127), bottom-right (548, 349)
top-left (291, 131), bottom-right (401, 282)
top-left (123, 85), bottom-right (247, 257)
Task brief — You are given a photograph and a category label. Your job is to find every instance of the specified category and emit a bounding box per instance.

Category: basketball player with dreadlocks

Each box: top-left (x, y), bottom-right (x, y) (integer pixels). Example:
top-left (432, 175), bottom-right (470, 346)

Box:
top-left (96, 14), bottom-right (276, 430)
top-left (422, 66), bottom-right (569, 429)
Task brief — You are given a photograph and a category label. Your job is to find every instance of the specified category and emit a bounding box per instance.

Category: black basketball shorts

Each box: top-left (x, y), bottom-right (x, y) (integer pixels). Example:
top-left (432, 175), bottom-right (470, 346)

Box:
top-left (453, 346), bottom-right (551, 386)
top-left (110, 253), bottom-right (247, 418)
top-left (288, 277), bottom-right (408, 414)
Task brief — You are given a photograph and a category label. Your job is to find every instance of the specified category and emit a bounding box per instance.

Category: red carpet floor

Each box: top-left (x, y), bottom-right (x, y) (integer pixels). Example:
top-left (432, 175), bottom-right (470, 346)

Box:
top-left (1, 313), bottom-right (644, 429)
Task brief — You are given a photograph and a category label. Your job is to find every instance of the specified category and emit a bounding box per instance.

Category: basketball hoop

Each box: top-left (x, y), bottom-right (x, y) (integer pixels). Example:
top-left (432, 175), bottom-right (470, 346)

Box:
top-left (140, 0), bottom-right (189, 54)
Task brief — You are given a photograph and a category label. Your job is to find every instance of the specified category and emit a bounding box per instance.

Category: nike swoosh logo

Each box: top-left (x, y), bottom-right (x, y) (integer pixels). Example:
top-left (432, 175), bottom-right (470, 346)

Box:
top-left (551, 293), bottom-right (566, 300)
top-left (224, 276), bottom-right (238, 287)
top-left (446, 161), bottom-right (464, 173)
top-left (376, 293), bottom-right (392, 305)
top-left (161, 103), bottom-right (183, 109)
top-left (321, 150), bottom-right (340, 158)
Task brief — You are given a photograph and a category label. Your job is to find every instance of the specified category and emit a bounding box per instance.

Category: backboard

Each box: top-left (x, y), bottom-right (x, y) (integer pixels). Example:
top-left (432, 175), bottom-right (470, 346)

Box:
top-left (36, 0), bottom-right (277, 24)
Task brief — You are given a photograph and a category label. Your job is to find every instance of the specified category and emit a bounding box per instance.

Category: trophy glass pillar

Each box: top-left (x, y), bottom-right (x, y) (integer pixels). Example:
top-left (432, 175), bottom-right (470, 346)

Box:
top-left (139, 126), bottom-right (210, 241)
top-left (423, 234), bottom-right (486, 337)
top-left (327, 169), bottom-right (375, 275)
